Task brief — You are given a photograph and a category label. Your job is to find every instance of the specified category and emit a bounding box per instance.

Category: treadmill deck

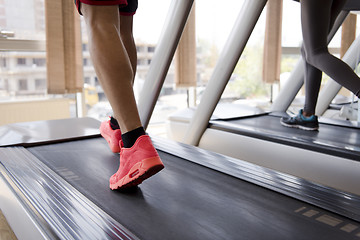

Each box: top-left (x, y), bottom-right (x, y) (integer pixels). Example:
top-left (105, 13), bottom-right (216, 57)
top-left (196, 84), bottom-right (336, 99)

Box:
top-left (209, 112), bottom-right (360, 161)
top-left (0, 118), bottom-right (359, 239)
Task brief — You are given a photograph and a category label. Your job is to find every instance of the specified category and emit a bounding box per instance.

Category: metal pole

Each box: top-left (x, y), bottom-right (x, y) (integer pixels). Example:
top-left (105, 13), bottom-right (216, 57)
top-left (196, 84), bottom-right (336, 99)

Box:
top-left (270, 11), bottom-right (348, 112)
top-left (182, 0), bottom-right (268, 146)
top-left (316, 33), bottom-right (360, 116)
top-left (138, 0), bottom-right (194, 129)
top-left (270, 58), bottom-right (305, 112)
top-left (76, 92), bottom-right (86, 118)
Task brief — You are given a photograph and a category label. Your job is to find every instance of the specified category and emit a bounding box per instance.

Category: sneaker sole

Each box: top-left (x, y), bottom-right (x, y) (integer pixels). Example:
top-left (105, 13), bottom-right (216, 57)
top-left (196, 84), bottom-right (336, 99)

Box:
top-left (100, 132), bottom-right (121, 153)
top-left (280, 121), bottom-right (318, 131)
top-left (110, 156), bottom-right (164, 190)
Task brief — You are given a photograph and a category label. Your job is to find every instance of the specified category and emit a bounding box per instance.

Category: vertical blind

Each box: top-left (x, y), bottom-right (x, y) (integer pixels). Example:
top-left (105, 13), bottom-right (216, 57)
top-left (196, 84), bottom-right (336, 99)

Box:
top-left (45, 0), bottom-right (83, 94)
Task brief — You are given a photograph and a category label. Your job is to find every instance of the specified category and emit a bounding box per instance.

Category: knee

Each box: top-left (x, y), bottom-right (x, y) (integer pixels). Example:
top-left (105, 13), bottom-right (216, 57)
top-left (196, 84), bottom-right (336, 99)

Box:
top-left (303, 47), bottom-right (329, 66)
top-left (301, 46), bottom-right (306, 59)
top-left (82, 5), bottom-right (120, 31)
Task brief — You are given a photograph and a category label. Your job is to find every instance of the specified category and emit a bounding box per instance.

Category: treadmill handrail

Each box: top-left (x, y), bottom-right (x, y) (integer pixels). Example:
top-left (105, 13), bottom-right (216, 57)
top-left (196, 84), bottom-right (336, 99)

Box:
top-left (183, 0), bottom-right (268, 146)
top-left (138, 0), bottom-right (194, 129)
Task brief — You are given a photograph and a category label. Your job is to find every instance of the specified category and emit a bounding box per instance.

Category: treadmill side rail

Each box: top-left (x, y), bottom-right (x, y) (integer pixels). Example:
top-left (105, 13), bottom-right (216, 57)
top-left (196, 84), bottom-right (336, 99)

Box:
top-left (0, 147), bottom-right (139, 240)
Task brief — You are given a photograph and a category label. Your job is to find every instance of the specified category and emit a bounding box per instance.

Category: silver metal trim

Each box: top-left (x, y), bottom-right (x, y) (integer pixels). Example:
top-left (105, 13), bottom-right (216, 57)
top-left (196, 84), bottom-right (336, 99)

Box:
top-left (138, 0), bottom-right (194, 129)
top-left (0, 147), bottom-right (139, 240)
top-left (183, 0), bottom-right (268, 146)
top-left (0, 169), bottom-right (48, 240)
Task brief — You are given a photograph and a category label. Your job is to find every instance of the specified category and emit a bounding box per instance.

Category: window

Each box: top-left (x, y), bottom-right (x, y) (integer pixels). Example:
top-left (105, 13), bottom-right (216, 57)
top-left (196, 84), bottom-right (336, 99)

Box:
top-left (0, 79), bottom-right (8, 91)
top-left (0, 58), bottom-right (6, 68)
top-left (18, 79), bottom-right (28, 91)
top-left (35, 79), bottom-right (46, 90)
top-left (4, 79), bottom-right (8, 91)
top-left (136, 46), bottom-right (145, 53)
top-left (17, 58), bottom-right (26, 66)
top-left (33, 58), bottom-right (46, 67)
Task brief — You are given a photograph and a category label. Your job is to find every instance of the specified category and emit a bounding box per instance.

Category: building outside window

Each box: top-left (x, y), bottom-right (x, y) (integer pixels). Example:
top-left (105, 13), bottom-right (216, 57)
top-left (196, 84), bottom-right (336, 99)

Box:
top-left (148, 46), bottom-right (155, 52)
top-left (17, 58), bottom-right (26, 66)
top-left (18, 79), bottom-right (27, 91)
top-left (3, 0), bottom-right (350, 133)
top-left (33, 58), bottom-right (45, 67)
top-left (0, 58), bottom-right (6, 68)
top-left (35, 78), bottom-right (46, 90)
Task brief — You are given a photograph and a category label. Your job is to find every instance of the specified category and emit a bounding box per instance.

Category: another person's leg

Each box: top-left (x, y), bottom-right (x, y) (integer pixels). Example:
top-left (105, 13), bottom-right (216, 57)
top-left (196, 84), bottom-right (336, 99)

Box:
top-left (302, 0), bottom-right (344, 116)
top-left (80, 2), bottom-right (163, 189)
top-left (301, 0), bottom-right (360, 98)
top-left (302, 48), bottom-right (322, 117)
top-left (280, 0), bottom-right (342, 130)
top-left (281, 0), bottom-right (360, 130)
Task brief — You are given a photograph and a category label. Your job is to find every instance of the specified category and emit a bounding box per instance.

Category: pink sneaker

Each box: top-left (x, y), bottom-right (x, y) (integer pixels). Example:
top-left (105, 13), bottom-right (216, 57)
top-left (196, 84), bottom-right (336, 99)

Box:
top-left (109, 135), bottom-right (164, 190)
top-left (100, 119), bottom-right (122, 153)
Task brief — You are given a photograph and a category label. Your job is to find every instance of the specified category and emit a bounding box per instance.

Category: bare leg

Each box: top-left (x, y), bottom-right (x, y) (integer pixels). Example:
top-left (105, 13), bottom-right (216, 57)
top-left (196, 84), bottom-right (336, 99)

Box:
top-left (81, 4), bottom-right (141, 133)
top-left (80, 3), bottom-right (164, 190)
top-left (120, 15), bottom-right (137, 85)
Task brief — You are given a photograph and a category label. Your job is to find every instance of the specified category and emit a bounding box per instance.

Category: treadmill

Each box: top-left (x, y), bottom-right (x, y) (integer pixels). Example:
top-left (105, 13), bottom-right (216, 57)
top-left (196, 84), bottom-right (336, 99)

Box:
top-left (165, 0), bottom-right (360, 195)
top-left (1, 0), bottom-right (360, 239)
top-left (0, 117), bottom-right (360, 240)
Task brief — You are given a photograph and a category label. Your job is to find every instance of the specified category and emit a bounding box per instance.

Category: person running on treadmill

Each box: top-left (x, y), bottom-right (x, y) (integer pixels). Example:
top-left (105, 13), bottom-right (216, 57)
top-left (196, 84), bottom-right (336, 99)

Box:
top-left (281, 0), bottom-right (360, 131)
top-left (74, 0), bottom-right (164, 190)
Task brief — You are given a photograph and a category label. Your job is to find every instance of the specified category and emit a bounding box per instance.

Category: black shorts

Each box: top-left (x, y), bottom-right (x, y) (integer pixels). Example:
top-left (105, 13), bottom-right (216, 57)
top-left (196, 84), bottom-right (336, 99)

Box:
top-left (74, 0), bottom-right (138, 16)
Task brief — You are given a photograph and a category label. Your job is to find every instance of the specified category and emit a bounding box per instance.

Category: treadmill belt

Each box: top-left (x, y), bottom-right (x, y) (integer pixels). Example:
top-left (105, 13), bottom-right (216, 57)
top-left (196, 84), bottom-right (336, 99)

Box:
top-left (210, 114), bottom-right (360, 160)
top-left (27, 137), bottom-right (360, 240)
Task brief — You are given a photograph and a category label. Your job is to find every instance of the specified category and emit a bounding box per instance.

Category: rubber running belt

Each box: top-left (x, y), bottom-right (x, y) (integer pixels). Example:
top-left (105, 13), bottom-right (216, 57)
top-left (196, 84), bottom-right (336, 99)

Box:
top-left (0, 136), bottom-right (357, 239)
top-left (209, 113), bottom-right (360, 161)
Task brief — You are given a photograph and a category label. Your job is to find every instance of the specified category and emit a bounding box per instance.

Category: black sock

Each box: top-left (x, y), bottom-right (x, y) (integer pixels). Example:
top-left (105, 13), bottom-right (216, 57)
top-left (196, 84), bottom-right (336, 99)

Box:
top-left (121, 127), bottom-right (146, 148)
top-left (110, 116), bottom-right (120, 130)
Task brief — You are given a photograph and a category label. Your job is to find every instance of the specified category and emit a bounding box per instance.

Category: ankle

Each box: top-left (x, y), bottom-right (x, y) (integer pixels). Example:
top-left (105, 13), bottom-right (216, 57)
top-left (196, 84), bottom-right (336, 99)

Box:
top-left (110, 116), bottom-right (120, 130)
top-left (302, 111), bottom-right (314, 118)
top-left (121, 127), bottom-right (146, 148)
